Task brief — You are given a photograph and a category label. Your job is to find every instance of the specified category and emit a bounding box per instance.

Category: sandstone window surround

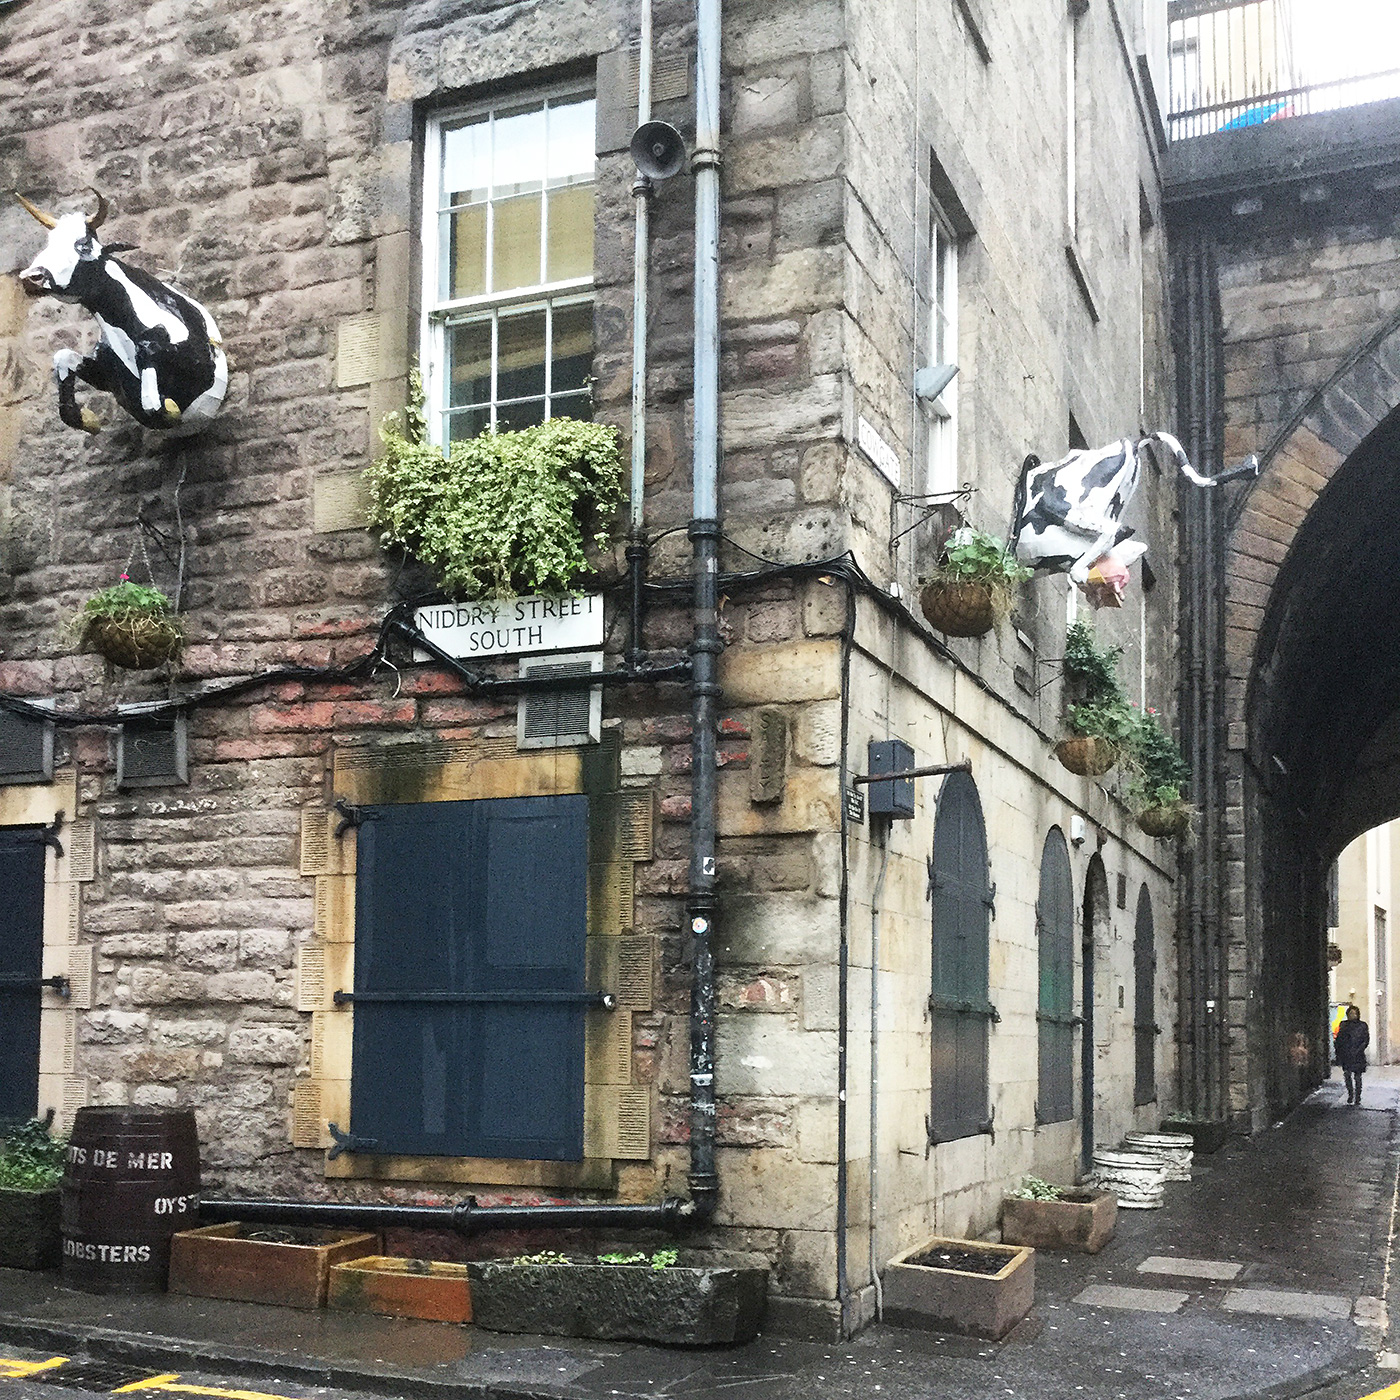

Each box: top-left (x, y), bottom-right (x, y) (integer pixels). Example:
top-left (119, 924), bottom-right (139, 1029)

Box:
top-left (420, 88), bottom-right (598, 450)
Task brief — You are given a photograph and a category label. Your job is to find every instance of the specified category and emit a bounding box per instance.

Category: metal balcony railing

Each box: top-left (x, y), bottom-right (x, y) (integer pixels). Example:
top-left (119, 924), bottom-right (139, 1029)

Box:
top-left (1168, 0), bottom-right (1400, 140)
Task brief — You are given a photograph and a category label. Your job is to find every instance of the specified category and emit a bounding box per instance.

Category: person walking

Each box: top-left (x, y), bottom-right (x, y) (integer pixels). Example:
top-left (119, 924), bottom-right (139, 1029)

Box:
top-left (1335, 1004), bottom-right (1370, 1106)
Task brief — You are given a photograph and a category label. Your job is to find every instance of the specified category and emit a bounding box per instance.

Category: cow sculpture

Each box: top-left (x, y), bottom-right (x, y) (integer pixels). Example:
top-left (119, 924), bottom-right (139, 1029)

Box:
top-left (1011, 432), bottom-right (1256, 605)
top-left (14, 189), bottom-right (227, 434)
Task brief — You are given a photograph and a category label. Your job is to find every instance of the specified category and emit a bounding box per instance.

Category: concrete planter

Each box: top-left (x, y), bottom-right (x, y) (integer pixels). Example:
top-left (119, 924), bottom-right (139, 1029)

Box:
top-left (467, 1255), bottom-right (768, 1345)
top-left (329, 1255), bottom-right (472, 1323)
top-left (883, 1237), bottom-right (1035, 1339)
top-left (0, 1187), bottom-right (61, 1270)
top-left (1001, 1189), bottom-right (1117, 1254)
top-left (168, 1223), bottom-right (377, 1309)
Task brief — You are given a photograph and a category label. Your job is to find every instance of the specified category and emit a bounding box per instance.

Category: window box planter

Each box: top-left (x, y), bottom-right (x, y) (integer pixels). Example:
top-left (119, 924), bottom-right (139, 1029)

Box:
top-left (329, 1255), bottom-right (472, 1323)
top-left (1054, 736), bottom-right (1119, 776)
top-left (1001, 1188), bottom-right (1116, 1254)
top-left (0, 1187), bottom-right (60, 1270)
top-left (883, 1237), bottom-right (1034, 1339)
top-left (467, 1254), bottom-right (769, 1346)
top-left (168, 1223), bottom-right (377, 1309)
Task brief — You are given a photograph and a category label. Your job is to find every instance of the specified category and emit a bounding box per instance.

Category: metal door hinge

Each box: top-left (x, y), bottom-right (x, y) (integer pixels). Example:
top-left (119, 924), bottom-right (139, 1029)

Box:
top-left (327, 1121), bottom-right (378, 1160)
top-left (41, 813), bottom-right (64, 856)
top-left (333, 799), bottom-right (367, 837)
top-left (0, 974), bottom-right (70, 997)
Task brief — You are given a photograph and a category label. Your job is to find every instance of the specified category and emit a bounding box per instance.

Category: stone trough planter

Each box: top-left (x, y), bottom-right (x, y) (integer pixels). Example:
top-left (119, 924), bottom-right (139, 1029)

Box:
top-left (168, 1223), bottom-right (377, 1309)
top-left (329, 1255), bottom-right (472, 1323)
top-left (0, 1187), bottom-right (60, 1270)
top-left (467, 1254), bottom-right (768, 1346)
top-left (883, 1237), bottom-right (1035, 1339)
top-left (1001, 1188), bottom-right (1117, 1255)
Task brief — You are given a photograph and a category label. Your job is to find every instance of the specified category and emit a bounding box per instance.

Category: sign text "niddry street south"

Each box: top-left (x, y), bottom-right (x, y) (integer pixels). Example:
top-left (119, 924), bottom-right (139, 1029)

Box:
top-left (414, 594), bottom-right (604, 659)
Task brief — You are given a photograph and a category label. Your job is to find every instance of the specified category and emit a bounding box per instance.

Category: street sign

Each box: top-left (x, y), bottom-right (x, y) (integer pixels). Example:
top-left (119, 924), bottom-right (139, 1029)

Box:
top-left (413, 594), bottom-right (604, 660)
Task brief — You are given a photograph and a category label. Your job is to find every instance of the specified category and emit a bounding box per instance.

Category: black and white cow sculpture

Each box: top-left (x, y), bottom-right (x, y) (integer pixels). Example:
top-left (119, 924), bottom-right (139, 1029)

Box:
top-left (1012, 432), bottom-right (1252, 601)
top-left (15, 189), bottom-right (227, 434)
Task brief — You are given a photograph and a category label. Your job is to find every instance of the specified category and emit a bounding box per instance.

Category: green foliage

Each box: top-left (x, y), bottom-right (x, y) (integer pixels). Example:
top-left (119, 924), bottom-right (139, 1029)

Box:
top-left (0, 1119), bottom-right (65, 1191)
top-left (512, 1248), bottom-right (679, 1269)
top-left (928, 527), bottom-right (1031, 617)
top-left (1061, 620), bottom-right (1134, 747)
top-left (81, 580), bottom-right (174, 621)
top-left (366, 371), bottom-right (624, 599)
top-left (1126, 706), bottom-right (1191, 806)
top-left (650, 1248), bottom-right (679, 1271)
top-left (598, 1251), bottom-right (647, 1265)
top-left (1009, 1175), bottom-right (1066, 1201)
top-left (1066, 698), bottom-right (1136, 746)
top-left (511, 1250), bottom-right (572, 1266)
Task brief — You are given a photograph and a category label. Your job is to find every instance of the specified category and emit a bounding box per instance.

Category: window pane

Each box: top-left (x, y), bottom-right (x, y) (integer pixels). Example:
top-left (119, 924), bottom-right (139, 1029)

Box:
top-left (492, 105), bottom-right (547, 196)
top-left (547, 98), bottom-right (595, 185)
top-left (497, 308), bottom-right (547, 403)
top-left (444, 206), bottom-right (487, 300)
top-left (446, 405), bottom-right (490, 447)
top-left (493, 193), bottom-right (543, 292)
top-left (446, 319), bottom-right (492, 408)
top-left (549, 392), bottom-right (593, 423)
top-left (546, 184), bottom-right (594, 283)
top-left (497, 398), bottom-right (546, 432)
top-left (551, 303), bottom-right (593, 394)
top-left (442, 117), bottom-right (491, 207)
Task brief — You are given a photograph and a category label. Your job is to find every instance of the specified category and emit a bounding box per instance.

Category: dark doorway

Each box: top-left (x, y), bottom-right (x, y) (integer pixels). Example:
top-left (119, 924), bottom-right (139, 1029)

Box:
top-left (0, 827), bottom-right (46, 1126)
top-left (1036, 828), bottom-right (1076, 1124)
top-left (1134, 886), bottom-right (1157, 1105)
top-left (1081, 855), bottom-right (1110, 1172)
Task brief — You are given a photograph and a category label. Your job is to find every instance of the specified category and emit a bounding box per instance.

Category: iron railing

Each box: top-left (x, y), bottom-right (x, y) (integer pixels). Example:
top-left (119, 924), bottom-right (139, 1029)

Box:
top-left (1168, 0), bottom-right (1400, 140)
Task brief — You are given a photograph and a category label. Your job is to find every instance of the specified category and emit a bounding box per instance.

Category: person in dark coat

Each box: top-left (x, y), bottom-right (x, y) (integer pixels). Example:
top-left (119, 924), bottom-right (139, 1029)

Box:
top-left (1335, 1005), bottom-right (1370, 1105)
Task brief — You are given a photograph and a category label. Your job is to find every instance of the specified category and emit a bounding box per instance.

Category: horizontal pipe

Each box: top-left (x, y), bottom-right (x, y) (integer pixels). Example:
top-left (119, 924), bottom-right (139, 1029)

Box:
top-left (853, 760), bottom-right (972, 785)
top-left (198, 1196), bottom-right (691, 1235)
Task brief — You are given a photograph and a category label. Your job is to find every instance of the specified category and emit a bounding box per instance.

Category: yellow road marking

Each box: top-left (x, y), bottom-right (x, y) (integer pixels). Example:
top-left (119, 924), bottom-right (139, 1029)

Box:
top-left (1355, 1383), bottom-right (1400, 1400)
top-left (113, 1376), bottom-right (301, 1400)
top-left (112, 1377), bottom-right (183, 1393)
top-left (0, 1357), bottom-right (67, 1378)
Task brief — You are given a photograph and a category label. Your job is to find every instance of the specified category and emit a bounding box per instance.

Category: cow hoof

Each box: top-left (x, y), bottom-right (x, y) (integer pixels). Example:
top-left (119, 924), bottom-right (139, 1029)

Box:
top-left (79, 408), bottom-right (101, 434)
top-left (162, 398), bottom-right (182, 422)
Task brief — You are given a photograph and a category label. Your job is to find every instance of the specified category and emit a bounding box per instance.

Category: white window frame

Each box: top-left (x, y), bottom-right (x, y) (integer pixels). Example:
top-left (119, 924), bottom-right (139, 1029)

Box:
top-left (420, 84), bottom-right (596, 449)
top-left (925, 202), bottom-right (960, 495)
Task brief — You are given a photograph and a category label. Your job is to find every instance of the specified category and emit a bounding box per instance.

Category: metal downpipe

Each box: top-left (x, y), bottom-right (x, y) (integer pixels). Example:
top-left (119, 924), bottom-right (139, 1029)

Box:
top-left (686, 0), bottom-right (723, 1220)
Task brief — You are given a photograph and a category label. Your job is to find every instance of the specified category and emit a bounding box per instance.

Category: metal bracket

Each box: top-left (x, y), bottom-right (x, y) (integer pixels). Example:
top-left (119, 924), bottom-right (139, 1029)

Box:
top-left (978, 1109), bottom-right (996, 1143)
top-left (333, 799), bottom-right (365, 838)
top-left (326, 1121), bottom-right (378, 1161)
top-left (333, 989), bottom-right (616, 1009)
top-left (984, 881), bottom-right (997, 920)
top-left (925, 857), bottom-right (937, 902)
top-left (41, 812), bottom-right (64, 857)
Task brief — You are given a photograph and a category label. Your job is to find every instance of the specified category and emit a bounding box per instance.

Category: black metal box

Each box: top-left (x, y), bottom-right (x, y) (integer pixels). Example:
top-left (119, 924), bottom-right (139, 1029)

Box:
top-left (867, 739), bottom-right (915, 819)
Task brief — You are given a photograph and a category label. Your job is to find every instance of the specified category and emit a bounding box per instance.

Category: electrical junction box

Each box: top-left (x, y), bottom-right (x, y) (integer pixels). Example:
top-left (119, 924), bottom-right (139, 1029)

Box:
top-left (867, 739), bottom-right (915, 819)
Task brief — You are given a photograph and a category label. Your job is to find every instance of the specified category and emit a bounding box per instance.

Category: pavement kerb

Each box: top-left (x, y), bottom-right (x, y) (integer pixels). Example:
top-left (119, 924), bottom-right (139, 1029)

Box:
top-left (0, 1315), bottom-right (566, 1400)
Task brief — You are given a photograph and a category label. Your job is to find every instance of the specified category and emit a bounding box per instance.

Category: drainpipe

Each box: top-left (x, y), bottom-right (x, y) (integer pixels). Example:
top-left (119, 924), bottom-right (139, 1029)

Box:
top-left (868, 832), bottom-right (891, 1321)
top-left (625, 0), bottom-right (655, 670)
top-left (686, 0), bottom-right (723, 1220)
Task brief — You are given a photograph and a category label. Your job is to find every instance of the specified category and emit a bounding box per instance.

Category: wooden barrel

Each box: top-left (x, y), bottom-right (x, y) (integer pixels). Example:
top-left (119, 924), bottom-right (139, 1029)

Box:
top-left (61, 1107), bottom-right (200, 1293)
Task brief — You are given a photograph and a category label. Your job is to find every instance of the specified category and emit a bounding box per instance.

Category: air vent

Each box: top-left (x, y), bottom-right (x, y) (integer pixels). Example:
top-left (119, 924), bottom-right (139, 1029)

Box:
top-left (0, 705), bottom-right (54, 785)
top-left (117, 713), bottom-right (188, 788)
top-left (517, 652), bottom-right (603, 749)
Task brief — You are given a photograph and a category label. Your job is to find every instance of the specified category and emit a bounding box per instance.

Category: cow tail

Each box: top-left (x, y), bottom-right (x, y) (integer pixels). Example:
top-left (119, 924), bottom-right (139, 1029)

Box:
top-left (1150, 430), bottom-right (1219, 488)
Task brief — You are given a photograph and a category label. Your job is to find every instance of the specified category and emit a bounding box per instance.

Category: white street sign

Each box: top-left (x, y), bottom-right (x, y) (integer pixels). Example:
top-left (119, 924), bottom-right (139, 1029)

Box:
top-left (413, 594), bottom-right (604, 660)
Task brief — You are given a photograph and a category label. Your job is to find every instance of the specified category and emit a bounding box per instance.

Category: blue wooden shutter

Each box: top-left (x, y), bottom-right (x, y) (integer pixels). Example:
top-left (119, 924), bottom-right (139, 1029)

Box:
top-left (350, 795), bottom-right (588, 1161)
top-left (0, 829), bottom-right (45, 1127)
top-left (1036, 828), bottom-right (1076, 1124)
top-left (929, 771), bottom-right (993, 1143)
top-left (1134, 885), bottom-right (1157, 1106)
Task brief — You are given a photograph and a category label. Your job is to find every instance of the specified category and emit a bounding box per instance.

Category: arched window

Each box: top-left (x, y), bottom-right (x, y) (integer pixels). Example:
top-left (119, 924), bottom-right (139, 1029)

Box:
top-left (1134, 885), bottom-right (1157, 1105)
top-left (1036, 828), bottom-right (1076, 1125)
top-left (929, 770), bottom-right (995, 1144)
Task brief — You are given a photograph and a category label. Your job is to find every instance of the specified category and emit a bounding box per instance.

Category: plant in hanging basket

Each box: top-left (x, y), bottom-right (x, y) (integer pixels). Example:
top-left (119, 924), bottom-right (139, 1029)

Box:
top-left (1126, 707), bottom-right (1194, 838)
top-left (366, 370), bottom-right (624, 600)
top-left (1134, 784), bottom-right (1195, 838)
top-left (78, 579), bottom-right (182, 670)
top-left (1055, 620), bottom-right (1132, 775)
top-left (919, 527), bottom-right (1030, 638)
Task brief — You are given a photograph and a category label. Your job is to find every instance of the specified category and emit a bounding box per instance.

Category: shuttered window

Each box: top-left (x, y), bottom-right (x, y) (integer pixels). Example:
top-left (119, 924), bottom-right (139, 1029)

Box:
top-left (1134, 885), bottom-right (1157, 1106)
top-left (1036, 828), bottom-right (1077, 1125)
top-left (349, 795), bottom-right (588, 1160)
top-left (928, 771), bottom-right (995, 1144)
top-left (0, 827), bottom-right (45, 1125)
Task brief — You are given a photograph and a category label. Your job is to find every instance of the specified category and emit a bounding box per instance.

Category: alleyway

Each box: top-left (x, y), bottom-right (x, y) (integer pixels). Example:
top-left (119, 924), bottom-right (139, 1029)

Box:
top-left (0, 1070), bottom-right (1398, 1400)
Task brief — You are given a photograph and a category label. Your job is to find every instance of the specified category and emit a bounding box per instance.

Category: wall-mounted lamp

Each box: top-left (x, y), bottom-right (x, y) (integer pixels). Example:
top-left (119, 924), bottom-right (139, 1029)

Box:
top-left (914, 363), bottom-right (959, 404)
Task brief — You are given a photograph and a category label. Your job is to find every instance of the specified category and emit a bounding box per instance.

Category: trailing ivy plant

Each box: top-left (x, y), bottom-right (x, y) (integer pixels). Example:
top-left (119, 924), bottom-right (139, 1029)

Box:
top-left (1062, 619), bottom-right (1134, 746)
top-left (366, 371), bottom-right (624, 600)
top-left (0, 1118), bottom-right (66, 1191)
top-left (1126, 705), bottom-right (1192, 812)
top-left (925, 526), bottom-right (1031, 617)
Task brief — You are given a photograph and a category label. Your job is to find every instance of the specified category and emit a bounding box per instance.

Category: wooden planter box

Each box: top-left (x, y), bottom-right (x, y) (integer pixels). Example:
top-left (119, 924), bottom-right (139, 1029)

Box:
top-left (468, 1255), bottom-right (768, 1346)
top-left (0, 1187), bottom-right (60, 1270)
top-left (1001, 1189), bottom-right (1117, 1254)
top-left (168, 1223), bottom-right (377, 1309)
top-left (883, 1237), bottom-right (1034, 1340)
top-left (329, 1255), bottom-right (472, 1323)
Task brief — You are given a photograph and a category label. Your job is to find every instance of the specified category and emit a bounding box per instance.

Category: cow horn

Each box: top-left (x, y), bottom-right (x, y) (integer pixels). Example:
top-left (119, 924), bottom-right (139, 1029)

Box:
top-left (13, 190), bottom-right (57, 229)
top-left (85, 187), bottom-right (108, 231)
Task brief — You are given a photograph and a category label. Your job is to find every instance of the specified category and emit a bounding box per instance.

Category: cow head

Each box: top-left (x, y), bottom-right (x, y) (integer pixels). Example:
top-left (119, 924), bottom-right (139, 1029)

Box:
top-left (14, 189), bottom-right (108, 299)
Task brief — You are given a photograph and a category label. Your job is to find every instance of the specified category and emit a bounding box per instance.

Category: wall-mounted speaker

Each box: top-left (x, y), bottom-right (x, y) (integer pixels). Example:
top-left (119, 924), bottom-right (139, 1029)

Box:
top-left (629, 121), bottom-right (687, 180)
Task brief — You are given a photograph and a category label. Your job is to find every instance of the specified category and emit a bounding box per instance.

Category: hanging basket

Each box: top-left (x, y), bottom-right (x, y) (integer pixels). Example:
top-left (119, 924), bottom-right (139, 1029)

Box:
top-left (1054, 735), bottom-right (1119, 777)
top-left (85, 613), bottom-right (183, 670)
top-left (920, 579), bottom-right (997, 638)
top-left (1137, 802), bottom-right (1193, 839)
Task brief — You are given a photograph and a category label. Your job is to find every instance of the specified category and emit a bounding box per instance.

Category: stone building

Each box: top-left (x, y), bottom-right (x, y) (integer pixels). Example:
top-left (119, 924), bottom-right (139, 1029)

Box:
top-left (0, 0), bottom-right (1183, 1337)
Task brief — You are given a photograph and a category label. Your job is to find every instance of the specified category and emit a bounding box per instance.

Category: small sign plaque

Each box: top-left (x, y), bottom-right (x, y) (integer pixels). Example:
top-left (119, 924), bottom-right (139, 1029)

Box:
top-left (844, 786), bottom-right (866, 824)
top-left (857, 415), bottom-right (901, 489)
top-left (414, 594), bottom-right (604, 660)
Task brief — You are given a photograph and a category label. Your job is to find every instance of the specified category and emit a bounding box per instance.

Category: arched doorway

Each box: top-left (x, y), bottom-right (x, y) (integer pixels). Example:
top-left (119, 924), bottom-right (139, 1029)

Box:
top-left (1134, 886), bottom-right (1156, 1107)
top-left (928, 771), bottom-right (994, 1144)
top-left (1036, 828), bottom-right (1076, 1126)
top-left (1081, 854), bottom-right (1111, 1171)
